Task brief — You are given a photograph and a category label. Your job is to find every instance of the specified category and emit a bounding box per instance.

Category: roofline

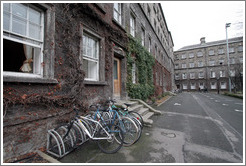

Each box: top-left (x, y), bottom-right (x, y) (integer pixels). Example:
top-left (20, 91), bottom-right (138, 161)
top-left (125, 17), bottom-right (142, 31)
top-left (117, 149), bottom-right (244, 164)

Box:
top-left (175, 37), bottom-right (243, 53)
top-left (159, 3), bottom-right (174, 47)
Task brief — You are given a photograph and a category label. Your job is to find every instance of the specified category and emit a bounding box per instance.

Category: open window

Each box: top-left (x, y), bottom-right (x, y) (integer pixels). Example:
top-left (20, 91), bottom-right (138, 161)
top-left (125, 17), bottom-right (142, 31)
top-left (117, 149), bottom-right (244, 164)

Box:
top-left (3, 3), bottom-right (43, 75)
top-left (3, 3), bottom-right (56, 83)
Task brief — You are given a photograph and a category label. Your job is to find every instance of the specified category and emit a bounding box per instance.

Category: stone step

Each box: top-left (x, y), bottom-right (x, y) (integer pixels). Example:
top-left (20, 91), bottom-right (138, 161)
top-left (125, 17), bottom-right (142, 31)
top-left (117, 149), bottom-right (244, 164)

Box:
top-left (115, 100), bottom-right (138, 108)
top-left (128, 104), bottom-right (143, 112)
top-left (142, 112), bottom-right (154, 124)
top-left (143, 119), bottom-right (153, 126)
top-left (137, 108), bottom-right (149, 116)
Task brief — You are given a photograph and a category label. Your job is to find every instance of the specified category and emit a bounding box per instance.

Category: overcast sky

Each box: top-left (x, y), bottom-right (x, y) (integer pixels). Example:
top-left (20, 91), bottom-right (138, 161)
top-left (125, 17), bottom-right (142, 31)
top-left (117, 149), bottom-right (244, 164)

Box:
top-left (160, 1), bottom-right (245, 51)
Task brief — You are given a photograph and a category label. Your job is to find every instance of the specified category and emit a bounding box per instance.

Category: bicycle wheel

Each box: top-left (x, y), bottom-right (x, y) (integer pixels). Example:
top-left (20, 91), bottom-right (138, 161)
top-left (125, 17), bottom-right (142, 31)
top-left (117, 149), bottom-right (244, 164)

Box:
top-left (128, 111), bottom-right (144, 128)
top-left (130, 116), bottom-right (142, 144)
top-left (115, 116), bottom-right (139, 146)
top-left (97, 124), bottom-right (124, 154)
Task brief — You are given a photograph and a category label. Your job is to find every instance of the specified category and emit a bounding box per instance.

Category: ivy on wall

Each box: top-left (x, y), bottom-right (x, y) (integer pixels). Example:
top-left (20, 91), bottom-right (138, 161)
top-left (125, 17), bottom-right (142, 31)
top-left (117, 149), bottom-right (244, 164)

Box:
top-left (126, 36), bottom-right (155, 101)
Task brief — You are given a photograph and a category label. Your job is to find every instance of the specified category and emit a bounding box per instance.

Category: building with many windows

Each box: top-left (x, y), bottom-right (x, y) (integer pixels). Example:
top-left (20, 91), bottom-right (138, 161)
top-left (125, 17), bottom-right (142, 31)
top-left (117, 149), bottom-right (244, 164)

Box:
top-left (174, 37), bottom-right (243, 92)
top-left (2, 3), bottom-right (174, 161)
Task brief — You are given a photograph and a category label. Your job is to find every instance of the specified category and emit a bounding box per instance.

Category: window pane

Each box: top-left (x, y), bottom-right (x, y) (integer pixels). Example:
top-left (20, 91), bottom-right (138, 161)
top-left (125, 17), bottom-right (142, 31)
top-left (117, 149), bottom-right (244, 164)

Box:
top-left (83, 59), bottom-right (98, 80)
top-left (3, 12), bottom-right (10, 31)
top-left (29, 23), bottom-right (41, 40)
top-left (29, 7), bottom-right (41, 24)
top-left (3, 39), bottom-right (35, 73)
top-left (114, 11), bottom-right (118, 20)
top-left (114, 3), bottom-right (119, 11)
top-left (114, 60), bottom-right (118, 79)
top-left (3, 3), bottom-right (10, 12)
top-left (12, 3), bottom-right (27, 19)
top-left (12, 15), bottom-right (27, 36)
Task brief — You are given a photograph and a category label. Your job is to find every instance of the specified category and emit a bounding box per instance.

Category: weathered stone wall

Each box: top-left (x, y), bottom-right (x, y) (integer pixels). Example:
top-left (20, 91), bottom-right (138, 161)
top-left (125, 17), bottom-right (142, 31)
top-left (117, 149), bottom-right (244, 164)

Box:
top-left (129, 3), bottom-right (173, 96)
top-left (3, 3), bottom-right (128, 161)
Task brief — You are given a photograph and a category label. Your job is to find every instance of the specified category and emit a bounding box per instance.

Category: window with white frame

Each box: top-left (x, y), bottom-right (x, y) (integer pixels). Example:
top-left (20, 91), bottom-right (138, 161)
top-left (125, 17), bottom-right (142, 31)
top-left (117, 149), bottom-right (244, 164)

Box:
top-left (113, 3), bottom-right (122, 24)
top-left (197, 51), bottom-right (203, 57)
top-left (210, 71), bottom-right (216, 78)
top-left (3, 3), bottom-right (44, 75)
top-left (199, 82), bottom-right (204, 89)
top-left (210, 82), bottom-right (216, 89)
top-left (218, 48), bottom-right (224, 55)
top-left (189, 62), bottom-right (194, 68)
top-left (141, 28), bottom-right (145, 46)
top-left (132, 62), bottom-right (136, 83)
top-left (230, 70), bottom-right (235, 77)
top-left (189, 53), bottom-right (194, 58)
top-left (191, 83), bottom-right (196, 89)
top-left (190, 72), bottom-right (195, 79)
top-left (182, 73), bottom-right (187, 79)
top-left (198, 61), bottom-right (203, 67)
top-left (199, 72), bottom-right (204, 78)
top-left (181, 54), bottom-right (186, 59)
top-left (175, 64), bottom-right (179, 69)
top-left (182, 63), bottom-right (186, 68)
top-left (220, 82), bottom-right (226, 89)
top-left (148, 37), bottom-right (151, 52)
top-left (209, 60), bottom-right (215, 66)
top-left (229, 57), bottom-right (235, 64)
top-left (130, 13), bottom-right (136, 37)
top-left (82, 33), bottom-right (99, 81)
top-left (238, 45), bottom-right (243, 52)
top-left (219, 70), bottom-right (225, 77)
top-left (175, 73), bottom-right (180, 80)
top-left (183, 83), bottom-right (188, 90)
top-left (229, 47), bottom-right (235, 53)
top-left (209, 49), bottom-right (215, 56)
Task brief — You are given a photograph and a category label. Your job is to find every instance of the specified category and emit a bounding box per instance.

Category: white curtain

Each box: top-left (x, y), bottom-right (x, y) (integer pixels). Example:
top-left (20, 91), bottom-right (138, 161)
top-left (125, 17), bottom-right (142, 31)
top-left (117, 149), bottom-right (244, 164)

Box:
top-left (20, 45), bottom-right (33, 72)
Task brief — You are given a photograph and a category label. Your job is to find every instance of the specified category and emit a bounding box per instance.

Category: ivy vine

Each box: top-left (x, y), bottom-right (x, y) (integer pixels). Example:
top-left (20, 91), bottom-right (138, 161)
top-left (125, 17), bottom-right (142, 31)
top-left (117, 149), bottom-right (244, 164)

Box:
top-left (126, 36), bottom-right (155, 101)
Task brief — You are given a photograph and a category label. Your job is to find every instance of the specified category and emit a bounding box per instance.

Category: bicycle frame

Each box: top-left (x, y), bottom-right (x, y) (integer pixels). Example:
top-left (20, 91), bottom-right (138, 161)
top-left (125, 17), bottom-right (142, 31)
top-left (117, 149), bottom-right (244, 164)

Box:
top-left (77, 116), bottom-right (114, 140)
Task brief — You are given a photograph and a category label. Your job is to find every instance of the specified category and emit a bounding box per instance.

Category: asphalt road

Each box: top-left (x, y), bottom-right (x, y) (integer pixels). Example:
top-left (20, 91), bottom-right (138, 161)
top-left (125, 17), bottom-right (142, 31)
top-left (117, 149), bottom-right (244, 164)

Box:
top-left (154, 92), bottom-right (243, 163)
top-left (59, 92), bottom-right (243, 163)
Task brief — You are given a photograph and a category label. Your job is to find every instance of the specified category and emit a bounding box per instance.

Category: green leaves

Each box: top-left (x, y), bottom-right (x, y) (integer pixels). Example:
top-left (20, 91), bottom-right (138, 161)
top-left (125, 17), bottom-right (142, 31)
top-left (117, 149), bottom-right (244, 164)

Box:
top-left (126, 37), bottom-right (154, 101)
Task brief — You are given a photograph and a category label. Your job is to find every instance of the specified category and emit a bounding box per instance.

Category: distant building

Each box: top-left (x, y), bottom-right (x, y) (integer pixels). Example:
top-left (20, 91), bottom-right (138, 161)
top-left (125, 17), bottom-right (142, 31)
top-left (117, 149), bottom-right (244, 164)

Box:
top-left (174, 37), bottom-right (243, 92)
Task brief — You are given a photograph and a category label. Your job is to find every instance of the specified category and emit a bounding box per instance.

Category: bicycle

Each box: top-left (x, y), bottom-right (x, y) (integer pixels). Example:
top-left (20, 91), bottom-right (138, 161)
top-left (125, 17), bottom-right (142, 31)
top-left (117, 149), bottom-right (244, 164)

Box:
top-left (107, 100), bottom-right (143, 145)
top-left (47, 106), bottom-right (124, 155)
top-left (87, 102), bottom-right (139, 147)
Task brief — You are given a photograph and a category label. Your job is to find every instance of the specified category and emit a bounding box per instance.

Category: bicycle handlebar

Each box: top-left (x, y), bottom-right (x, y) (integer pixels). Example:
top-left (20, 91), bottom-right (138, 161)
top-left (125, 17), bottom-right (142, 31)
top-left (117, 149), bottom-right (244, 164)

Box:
top-left (106, 99), bottom-right (117, 104)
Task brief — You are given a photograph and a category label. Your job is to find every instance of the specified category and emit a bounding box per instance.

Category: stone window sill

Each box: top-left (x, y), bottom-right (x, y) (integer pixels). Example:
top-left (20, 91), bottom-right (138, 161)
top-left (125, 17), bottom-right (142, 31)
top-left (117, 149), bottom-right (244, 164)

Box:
top-left (3, 75), bottom-right (58, 84)
top-left (84, 80), bottom-right (108, 86)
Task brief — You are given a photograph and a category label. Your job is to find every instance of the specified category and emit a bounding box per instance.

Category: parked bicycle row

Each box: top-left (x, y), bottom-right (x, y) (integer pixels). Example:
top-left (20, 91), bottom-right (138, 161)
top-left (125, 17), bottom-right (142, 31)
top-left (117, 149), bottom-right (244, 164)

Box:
top-left (47, 99), bottom-right (144, 158)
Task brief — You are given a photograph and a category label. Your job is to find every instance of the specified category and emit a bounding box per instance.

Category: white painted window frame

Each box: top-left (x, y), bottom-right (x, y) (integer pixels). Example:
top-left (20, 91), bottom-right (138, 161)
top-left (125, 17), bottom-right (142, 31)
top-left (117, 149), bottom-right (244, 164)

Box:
top-left (3, 3), bottom-right (44, 79)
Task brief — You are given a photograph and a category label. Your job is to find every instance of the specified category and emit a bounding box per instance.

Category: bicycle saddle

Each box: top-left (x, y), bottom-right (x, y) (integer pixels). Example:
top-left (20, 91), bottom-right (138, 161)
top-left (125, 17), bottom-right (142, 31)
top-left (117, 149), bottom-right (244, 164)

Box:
top-left (124, 103), bottom-right (132, 107)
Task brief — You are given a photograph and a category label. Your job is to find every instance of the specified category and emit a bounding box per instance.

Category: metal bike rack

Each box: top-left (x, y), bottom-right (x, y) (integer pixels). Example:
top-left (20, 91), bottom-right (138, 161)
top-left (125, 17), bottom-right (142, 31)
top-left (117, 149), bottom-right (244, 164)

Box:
top-left (46, 123), bottom-right (88, 158)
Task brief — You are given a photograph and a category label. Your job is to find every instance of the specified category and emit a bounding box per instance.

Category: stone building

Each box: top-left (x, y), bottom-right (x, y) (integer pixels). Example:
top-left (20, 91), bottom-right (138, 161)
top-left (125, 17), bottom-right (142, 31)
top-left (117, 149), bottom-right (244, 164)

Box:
top-left (2, 3), bottom-right (174, 161)
top-left (128, 3), bottom-right (174, 96)
top-left (174, 37), bottom-right (243, 92)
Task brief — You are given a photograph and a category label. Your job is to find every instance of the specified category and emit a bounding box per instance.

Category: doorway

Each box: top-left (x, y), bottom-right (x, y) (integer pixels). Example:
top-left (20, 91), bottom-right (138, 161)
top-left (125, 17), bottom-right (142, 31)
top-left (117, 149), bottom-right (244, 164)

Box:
top-left (113, 58), bottom-right (121, 98)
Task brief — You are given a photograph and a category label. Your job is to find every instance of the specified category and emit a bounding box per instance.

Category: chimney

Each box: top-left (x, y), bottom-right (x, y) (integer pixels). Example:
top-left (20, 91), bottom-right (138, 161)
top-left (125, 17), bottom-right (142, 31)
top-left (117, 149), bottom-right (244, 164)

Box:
top-left (200, 37), bottom-right (206, 45)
